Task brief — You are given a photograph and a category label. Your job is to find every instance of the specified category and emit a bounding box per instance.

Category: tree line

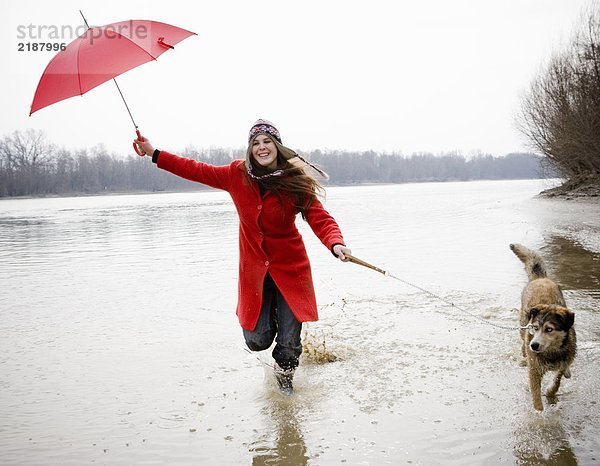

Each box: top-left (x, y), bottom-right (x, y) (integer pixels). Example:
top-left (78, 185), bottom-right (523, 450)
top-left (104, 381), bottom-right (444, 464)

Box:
top-left (0, 129), bottom-right (550, 198)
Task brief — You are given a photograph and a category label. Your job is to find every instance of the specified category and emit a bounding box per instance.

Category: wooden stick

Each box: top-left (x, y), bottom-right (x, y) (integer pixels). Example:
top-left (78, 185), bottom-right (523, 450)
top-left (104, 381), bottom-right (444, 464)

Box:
top-left (344, 254), bottom-right (388, 276)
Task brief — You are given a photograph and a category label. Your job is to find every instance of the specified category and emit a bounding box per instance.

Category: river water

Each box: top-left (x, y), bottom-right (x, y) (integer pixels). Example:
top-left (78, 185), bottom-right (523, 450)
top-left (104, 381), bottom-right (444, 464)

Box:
top-left (0, 180), bottom-right (598, 465)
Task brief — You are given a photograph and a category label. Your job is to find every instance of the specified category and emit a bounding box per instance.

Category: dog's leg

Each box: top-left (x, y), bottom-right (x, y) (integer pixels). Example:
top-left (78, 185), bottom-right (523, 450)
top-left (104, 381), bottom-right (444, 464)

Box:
top-left (546, 371), bottom-right (563, 398)
top-left (519, 358), bottom-right (527, 367)
top-left (529, 367), bottom-right (544, 411)
top-left (520, 338), bottom-right (528, 367)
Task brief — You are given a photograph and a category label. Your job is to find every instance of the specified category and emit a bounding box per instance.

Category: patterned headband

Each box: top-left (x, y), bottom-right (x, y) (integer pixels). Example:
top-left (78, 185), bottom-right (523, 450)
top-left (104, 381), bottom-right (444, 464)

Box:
top-left (248, 119), bottom-right (282, 143)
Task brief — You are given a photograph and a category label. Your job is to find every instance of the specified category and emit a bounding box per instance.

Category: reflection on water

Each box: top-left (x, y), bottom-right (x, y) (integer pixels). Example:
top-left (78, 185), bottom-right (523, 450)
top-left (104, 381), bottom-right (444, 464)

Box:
top-left (543, 235), bottom-right (600, 290)
top-left (250, 395), bottom-right (308, 466)
top-left (0, 181), bottom-right (599, 465)
top-left (513, 413), bottom-right (578, 465)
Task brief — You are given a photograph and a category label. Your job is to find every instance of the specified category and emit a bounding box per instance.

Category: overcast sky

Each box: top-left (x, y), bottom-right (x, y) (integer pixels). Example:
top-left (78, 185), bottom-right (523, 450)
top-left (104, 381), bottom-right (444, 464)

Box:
top-left (0, 0), bottom-right (593, 157)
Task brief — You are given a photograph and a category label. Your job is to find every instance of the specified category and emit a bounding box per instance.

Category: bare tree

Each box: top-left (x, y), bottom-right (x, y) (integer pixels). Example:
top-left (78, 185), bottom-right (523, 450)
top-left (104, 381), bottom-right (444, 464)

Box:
top-left (0, 129), bottom-right (54, 195)
top-left (0, 129), bottom-right (54, 171)
top-left (517, 4), bottom-right (600, 188)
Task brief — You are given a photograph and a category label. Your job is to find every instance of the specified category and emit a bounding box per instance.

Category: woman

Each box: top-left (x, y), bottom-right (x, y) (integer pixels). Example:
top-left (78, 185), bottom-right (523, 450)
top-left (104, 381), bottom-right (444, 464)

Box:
top-left (134, 119), bottom-right (351, 395)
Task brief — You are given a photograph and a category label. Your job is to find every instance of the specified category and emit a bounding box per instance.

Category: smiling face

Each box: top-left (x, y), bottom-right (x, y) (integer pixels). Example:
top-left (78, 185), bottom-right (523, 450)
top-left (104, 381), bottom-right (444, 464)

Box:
top-left (251, 134), bottom-right (278, 170)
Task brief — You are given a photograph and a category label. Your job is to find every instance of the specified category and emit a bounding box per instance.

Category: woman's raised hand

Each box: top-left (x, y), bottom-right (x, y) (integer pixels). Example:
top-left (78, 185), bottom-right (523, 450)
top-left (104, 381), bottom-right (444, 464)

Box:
top-left (133, 135), bottom-right (155, 156)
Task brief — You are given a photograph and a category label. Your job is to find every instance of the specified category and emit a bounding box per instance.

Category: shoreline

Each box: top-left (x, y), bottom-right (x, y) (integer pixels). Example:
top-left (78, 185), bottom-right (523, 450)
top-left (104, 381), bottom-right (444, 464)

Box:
top-left (537, 175), bottom-right (600, 199)
top-left (0, 177), bottom-right (565, 201)
top-left (4, 177), bottom-right (597, 202)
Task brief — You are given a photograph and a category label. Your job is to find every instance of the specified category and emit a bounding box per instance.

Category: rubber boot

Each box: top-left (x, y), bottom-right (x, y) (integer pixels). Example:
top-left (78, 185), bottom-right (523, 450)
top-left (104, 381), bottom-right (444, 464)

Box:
top-left (274, 363), bottom-right (295, 396)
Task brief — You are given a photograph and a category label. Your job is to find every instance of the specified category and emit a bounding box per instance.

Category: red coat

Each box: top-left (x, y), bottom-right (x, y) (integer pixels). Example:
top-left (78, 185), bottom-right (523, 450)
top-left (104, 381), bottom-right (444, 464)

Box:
top-left (157, 152), bottom-right (345, 330)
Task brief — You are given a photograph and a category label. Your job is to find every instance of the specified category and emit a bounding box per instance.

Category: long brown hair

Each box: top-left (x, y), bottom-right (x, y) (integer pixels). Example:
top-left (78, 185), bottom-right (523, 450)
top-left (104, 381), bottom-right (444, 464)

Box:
top-left (247, 149), bottom-right (324, 220)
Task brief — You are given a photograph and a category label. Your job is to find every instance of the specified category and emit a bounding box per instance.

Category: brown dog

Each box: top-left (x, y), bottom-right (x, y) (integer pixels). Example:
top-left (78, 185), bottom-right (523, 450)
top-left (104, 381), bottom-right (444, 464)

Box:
top-left (510, 243), bottom-right (576, 411)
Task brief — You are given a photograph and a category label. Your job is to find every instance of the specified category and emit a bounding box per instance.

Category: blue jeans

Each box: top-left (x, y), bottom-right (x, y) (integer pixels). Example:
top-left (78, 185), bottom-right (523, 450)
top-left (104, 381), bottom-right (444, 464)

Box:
top-left (243, 274), bottom-right (302, 370)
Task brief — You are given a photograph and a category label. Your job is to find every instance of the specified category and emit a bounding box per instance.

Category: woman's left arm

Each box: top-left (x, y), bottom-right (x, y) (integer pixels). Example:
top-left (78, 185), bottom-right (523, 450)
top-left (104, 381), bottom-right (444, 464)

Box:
top-left (305, 197), bottom-right (351, 261)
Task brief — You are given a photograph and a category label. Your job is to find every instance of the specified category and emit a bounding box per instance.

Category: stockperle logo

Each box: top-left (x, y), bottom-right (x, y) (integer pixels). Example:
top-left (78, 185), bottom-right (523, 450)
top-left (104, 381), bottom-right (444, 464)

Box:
top-left (16, 21), bottom-right (149, 52)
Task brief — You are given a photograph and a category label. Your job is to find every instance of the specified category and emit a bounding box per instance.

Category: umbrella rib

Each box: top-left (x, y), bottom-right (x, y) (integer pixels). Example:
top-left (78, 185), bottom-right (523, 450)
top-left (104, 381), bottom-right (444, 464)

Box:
top-left (76, 35), bottom-right (84, 96)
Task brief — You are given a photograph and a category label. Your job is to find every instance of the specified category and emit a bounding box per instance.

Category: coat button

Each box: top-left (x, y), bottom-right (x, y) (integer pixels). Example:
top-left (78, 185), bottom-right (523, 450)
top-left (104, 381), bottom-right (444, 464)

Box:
top-left (257, 205), bottom-right (262, 210)
top-left (265, 261), bottom-right (270, 267)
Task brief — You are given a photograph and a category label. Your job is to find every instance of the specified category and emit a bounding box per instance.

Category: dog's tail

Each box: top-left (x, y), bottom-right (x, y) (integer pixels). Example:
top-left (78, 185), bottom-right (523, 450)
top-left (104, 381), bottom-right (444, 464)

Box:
top-left (510, 243), bottom-right (547, 281)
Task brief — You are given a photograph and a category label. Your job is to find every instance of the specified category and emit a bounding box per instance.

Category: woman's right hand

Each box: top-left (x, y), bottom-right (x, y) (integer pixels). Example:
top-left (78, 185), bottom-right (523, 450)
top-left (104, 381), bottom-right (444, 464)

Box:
top-left (133, 135), bottom-right (155, 156)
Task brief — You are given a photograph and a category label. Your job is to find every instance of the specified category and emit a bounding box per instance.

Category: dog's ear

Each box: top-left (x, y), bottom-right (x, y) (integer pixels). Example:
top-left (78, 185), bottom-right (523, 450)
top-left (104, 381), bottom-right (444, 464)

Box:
top-left (559, 309), bottom-right (575, 330)
top-left (528, 307), bottom-right (540, 321)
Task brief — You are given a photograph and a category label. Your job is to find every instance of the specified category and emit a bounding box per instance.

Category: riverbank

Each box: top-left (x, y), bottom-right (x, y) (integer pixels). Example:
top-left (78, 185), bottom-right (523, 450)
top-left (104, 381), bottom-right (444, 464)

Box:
top-left (539, 175), bottom-right (600, 199)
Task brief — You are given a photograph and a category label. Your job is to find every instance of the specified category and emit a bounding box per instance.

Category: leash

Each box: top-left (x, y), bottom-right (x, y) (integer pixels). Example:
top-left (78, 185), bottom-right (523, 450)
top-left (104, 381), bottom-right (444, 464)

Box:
top-left (344, 254), bottom-right (533, 332)
top-left (243, 348), bottom-right (276, 369)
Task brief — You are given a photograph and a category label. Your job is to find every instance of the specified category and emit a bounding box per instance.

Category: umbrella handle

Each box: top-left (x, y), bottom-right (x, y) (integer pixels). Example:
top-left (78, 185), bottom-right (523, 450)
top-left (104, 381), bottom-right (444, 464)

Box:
top-left (133, 130), bottom-right (145, 156)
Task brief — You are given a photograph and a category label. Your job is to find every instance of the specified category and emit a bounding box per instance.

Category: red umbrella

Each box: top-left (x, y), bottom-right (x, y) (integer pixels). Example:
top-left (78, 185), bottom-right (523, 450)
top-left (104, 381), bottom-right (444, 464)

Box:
top-left (30, 12), bottom-right (196, 154)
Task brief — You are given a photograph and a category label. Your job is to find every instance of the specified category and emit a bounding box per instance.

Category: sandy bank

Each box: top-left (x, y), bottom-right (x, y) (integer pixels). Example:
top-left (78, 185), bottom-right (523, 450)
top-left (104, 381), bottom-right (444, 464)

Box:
top-left (538, 175), bottom-right (600, 199)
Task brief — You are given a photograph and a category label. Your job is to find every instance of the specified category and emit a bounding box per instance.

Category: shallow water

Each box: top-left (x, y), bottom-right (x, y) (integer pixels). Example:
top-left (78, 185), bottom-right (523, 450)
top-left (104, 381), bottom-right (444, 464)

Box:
top-left (0, 180), bottom-right (599, 465)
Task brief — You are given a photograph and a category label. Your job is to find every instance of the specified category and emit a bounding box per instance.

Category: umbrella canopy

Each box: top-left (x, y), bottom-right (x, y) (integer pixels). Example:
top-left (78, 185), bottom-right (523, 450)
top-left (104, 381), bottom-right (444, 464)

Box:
top-left (30, 20), bottom-right (195, 115)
